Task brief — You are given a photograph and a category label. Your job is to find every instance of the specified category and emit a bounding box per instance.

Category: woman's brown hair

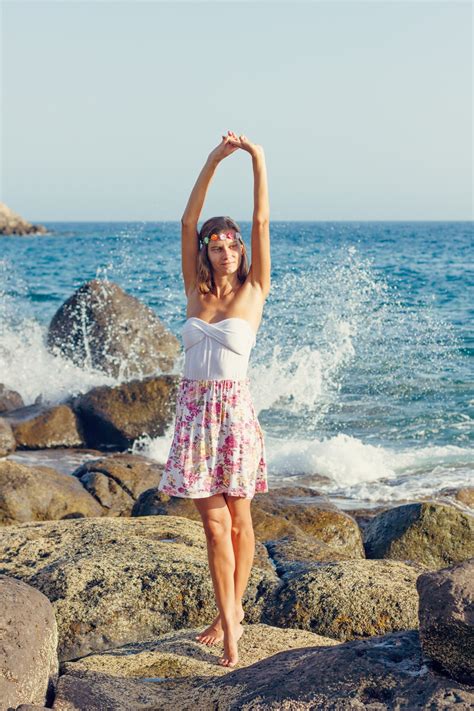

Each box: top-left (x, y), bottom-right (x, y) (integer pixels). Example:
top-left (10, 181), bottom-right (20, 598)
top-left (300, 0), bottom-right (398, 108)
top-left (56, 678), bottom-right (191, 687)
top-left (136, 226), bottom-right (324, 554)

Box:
top-left (195, 216), bottom-right (250, 294)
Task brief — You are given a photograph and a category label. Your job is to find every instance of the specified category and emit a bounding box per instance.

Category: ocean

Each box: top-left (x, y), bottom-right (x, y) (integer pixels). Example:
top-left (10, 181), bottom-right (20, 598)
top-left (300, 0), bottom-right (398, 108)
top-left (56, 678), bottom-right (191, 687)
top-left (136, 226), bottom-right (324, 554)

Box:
top-left (1, 220), bottom-right (472, 509)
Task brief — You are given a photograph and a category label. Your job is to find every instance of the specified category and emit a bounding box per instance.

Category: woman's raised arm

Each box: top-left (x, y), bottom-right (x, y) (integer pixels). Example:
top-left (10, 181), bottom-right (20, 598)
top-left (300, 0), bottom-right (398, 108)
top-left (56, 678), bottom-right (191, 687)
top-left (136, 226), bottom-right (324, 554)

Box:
top-left (181, 134), bottom-right (239, 295)
top-left (227, 134), bottom-right (271, 299)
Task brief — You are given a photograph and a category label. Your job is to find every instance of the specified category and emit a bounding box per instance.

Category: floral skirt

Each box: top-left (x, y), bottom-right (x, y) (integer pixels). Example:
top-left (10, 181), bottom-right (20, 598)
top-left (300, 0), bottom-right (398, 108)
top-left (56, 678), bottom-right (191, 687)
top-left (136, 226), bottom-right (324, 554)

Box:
top-left (158, 377), bottom-right (269, 499)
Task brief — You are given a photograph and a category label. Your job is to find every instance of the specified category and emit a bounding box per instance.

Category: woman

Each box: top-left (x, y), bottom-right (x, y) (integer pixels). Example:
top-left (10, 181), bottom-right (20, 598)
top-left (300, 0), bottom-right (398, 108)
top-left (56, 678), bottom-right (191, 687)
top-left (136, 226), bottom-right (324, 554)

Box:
top-left (158, 130), bottom-right (271, 667)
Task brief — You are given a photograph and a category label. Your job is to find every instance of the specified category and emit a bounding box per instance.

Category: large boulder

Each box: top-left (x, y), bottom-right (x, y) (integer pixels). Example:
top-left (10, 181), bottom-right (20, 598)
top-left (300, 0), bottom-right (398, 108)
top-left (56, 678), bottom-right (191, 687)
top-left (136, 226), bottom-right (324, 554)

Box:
top-left (0, 460), bottom-right (104, 525)
top-left (0, 417), bottom-right (16, 457)
top-left (417, 558), bottom-right (474, 685)
top-left (0, 516), bottom-right (278, 661)
top-left (266, 558), bottom-right (426, 641)
top-left (47, 279), bottom-right (180, 379)
top-left (0, 575), bottom-right (58, 708)
top-left (70, 374), bottom-right (179, 448)
top-left (0, 383), bottom-right (24, 413)
top-left (363, 501), bottom-right (474, 569)
top-left (0, 201), bottom-right (48, 235)
top-left (71, 453), bottom-right (164, 516)
top-left (4, 403), bottom-right (85, 449)
top-left (51, 630), bottom-right (474, 710)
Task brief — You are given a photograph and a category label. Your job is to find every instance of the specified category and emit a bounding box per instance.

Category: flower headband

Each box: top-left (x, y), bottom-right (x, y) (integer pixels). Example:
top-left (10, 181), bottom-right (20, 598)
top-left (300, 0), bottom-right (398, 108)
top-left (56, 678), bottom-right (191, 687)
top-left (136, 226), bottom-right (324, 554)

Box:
top-left (201, 230), bottom-right (243, 247)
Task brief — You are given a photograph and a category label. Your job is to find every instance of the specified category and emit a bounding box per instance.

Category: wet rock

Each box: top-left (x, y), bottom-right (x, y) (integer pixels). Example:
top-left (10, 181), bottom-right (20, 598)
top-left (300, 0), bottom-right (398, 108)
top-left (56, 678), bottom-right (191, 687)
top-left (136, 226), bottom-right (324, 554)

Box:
top-left (439, 486), bottom-right (474, 510)
top-left (47, 279), bottom-right (180, 379)
top-left (417, 558), bottom-right (474, 685)
top-left (70, 374), bottom-right (179, 448)
top-left (266, 558), bottom-right (426, 641)
top-left (0, 201), bottom-right (48, 235)
top-left (5, 403), bottom-right (85, 449)
top-left (0, 383), bottom-right (24, 413)
top-left (60, 623), bottom-right (339, 679)
top-left (0, 460), bottom-right (104, 524)
top-left (0, 417), bottom-right (16, 457)
top-left (363, 501), bottom-right (474, 569)
top-left (0, 516), bottom-right (278, 661)
top-left (0, 575), bottom-right (58, 709)
top-left (72, 453), bottom-right (164, 516)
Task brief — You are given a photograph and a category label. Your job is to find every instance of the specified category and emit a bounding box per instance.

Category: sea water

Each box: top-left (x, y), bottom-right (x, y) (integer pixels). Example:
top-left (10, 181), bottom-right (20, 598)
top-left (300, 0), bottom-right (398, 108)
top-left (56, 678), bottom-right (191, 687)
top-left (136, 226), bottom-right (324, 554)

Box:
top-left (1, 220), bottom-right (472, 508)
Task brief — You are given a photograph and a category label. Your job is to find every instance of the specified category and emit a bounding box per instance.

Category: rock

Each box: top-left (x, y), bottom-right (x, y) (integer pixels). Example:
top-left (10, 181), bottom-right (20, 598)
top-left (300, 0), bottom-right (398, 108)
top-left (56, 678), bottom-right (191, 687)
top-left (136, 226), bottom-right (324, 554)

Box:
top-left (0, 575), bottom-right (58, 709)
top-left (0, 202), bottom-right (48, 235)
top-left (453, 488), bottom-right (474, 509)
top-left (0, 384), bottom-right (24, 413)
top-left (0, 460), bottom-right (104, 524)
top-left (60, 623), bottom-right (339, 679)
top-left (252, 486), bottom-right (365, 557)
top-left (0, 417), bottom-right (16, 456)
top-left (363, 501), bottom-right (474, 570)
top-left (266, 558), bottom-right (426, 642)
top-left (0, 516), bottom-right (278, 661)
top-left (71, 453), bottom-right (164, 516)
top-left (417, 558), bottom-right (474, 685)
top-left (265, 530), bottom-right (355, 577)
top-left (132, 488), bottom-right (203, 522)
top-left (46, 279), bottom-right (180, 379)
top-left (344, 504), bottom-right (394, 535)
top-left (70, 374), bottom-right (179, 448)
top-left (4, 403), bottom-right (85, 449)
top-left (166, 630), bottom-right (474, 710)
top-left (439, 486), bottom-right (474, 510)
top-left (49, 670), bottom-right (196, 710)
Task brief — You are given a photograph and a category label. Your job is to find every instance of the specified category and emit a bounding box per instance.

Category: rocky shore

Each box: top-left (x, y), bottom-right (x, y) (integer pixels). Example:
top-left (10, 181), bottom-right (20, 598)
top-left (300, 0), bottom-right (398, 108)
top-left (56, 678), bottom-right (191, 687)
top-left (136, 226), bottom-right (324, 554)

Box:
top-left (0, 279), bottom-right (473, 709)
top-left (0, 202), bottom-right (48, 235)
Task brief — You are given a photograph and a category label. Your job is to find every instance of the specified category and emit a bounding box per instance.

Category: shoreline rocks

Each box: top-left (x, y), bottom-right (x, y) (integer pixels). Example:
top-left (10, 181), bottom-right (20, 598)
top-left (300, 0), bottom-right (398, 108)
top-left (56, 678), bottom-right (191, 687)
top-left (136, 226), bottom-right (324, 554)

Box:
top-left (69, 374), bottom-right (179, 448)
top-left (0, 516), bottom-right (278, 661)
top-left (417, 558), bottom-right (474, 685)
top-left (0, 575), bottom-right (58, 709)
top-left (363, 501), bottom-right (474, 570)
top-left (0, 201), bottom-right (48, 235)
top-left (266, 558), bottom-right (425, 641)
top-left (47, 279), bottom-right (181, 379)
top-left (0, 460), bottom-right (103, 524)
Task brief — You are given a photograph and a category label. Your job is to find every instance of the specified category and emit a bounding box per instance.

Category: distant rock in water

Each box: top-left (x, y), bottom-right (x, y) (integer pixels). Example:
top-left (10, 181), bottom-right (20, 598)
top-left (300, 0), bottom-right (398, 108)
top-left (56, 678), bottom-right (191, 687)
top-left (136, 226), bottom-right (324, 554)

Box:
top-left (47, 279), bottom-right (181, 379)
top-left (0, 201), bottom-right (48, 235)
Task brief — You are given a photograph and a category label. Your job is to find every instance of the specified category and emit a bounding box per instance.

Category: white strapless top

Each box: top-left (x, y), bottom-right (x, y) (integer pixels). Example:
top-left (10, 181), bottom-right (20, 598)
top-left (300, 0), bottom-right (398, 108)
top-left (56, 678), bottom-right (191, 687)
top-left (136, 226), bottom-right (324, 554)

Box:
top-left (181, 317), bottom-right (257, 380)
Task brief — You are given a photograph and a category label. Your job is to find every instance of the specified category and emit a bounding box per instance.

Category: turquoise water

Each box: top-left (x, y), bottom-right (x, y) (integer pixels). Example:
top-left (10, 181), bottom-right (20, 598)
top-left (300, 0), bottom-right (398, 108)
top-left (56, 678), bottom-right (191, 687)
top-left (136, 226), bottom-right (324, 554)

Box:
top-left (1, 220), bottom-right (472, 505)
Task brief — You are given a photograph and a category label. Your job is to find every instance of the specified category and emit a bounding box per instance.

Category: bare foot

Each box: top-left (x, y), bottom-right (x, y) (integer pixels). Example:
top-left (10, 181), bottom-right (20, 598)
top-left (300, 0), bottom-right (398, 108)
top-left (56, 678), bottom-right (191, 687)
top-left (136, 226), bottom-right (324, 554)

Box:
top-left (195, 606), bottom-right (245, 646)
top-left (219, 621), bottom-right (243, 667)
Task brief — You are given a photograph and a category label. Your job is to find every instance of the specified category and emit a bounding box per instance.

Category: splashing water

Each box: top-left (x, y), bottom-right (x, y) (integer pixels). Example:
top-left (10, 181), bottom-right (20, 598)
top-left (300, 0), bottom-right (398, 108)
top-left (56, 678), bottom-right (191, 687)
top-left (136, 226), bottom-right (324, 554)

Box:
top-left (0, 221), bottom-right (471, 506)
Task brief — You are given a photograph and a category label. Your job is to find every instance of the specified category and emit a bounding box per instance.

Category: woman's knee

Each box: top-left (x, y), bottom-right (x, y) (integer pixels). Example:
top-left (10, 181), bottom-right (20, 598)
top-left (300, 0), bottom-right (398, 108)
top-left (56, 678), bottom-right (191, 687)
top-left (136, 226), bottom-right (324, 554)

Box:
top-left (203, 516), bottom-right (232, 545)
top-left (230, 516), bottom-right (254, 537)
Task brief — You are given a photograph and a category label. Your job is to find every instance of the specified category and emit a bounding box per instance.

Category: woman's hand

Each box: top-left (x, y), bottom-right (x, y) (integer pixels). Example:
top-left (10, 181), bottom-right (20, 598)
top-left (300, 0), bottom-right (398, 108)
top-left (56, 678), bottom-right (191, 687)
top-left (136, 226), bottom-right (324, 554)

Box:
top-left (207, 131), bottom-right (241, 164)
top-left (226, 131), bottom-right (264, 158)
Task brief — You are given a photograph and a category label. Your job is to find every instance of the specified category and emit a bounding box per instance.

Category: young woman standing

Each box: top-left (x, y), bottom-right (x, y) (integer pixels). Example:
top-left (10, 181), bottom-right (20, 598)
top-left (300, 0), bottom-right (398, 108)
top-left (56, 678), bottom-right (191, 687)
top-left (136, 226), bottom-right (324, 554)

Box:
top-left (158, 130), bottom-right (271, 667)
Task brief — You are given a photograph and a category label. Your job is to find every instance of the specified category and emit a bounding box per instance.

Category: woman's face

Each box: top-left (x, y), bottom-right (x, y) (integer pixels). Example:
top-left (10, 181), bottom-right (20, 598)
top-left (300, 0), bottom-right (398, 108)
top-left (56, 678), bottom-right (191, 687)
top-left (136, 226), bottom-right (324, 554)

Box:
top-left (207, 230), bottom-right (242, 274)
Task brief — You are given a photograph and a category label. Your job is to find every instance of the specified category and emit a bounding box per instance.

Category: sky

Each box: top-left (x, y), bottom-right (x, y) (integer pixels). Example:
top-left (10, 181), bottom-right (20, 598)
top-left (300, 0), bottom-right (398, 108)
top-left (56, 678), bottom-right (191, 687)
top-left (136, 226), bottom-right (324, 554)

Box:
top-left (1, 0), bottom-right (472, 222)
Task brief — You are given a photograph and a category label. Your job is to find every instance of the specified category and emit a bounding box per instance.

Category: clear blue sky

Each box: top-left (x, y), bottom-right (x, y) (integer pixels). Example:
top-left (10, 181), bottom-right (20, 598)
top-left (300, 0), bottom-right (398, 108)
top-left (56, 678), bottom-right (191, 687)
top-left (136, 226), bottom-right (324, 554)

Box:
top-left (1, 1), bottom-right (472, 221)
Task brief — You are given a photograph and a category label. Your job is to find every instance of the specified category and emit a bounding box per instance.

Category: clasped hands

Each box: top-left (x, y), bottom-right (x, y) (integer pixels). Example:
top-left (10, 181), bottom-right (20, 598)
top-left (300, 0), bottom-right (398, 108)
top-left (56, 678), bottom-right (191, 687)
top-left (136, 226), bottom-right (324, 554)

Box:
top-left (208, 130), bottom-right (263, 163)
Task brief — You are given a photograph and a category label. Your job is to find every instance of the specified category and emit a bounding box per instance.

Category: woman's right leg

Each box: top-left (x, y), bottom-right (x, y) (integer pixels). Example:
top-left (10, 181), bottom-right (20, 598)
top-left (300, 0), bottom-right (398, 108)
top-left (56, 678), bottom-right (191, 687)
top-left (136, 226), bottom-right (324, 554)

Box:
top-left (193, 493), bottom-right (243, 666)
